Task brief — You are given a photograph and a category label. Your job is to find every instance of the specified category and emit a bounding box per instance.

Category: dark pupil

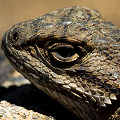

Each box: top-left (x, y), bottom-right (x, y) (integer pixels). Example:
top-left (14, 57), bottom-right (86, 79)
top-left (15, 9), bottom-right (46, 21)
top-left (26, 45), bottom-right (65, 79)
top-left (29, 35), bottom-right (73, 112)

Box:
top-left (57, 47), bottom-right (75, 57)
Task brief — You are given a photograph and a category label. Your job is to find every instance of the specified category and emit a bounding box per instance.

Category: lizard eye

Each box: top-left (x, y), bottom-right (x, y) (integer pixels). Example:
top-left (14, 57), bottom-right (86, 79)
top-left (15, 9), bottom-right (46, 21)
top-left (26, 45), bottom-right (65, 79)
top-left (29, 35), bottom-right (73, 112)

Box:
top-left (49, 44), bottom-right (79, 62)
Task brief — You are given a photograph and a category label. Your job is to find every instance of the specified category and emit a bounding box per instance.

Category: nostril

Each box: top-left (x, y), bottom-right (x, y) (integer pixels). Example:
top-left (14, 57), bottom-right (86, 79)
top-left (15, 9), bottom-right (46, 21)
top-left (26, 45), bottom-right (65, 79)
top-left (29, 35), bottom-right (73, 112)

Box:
top-left (12, 32), bottom-right (19, 42)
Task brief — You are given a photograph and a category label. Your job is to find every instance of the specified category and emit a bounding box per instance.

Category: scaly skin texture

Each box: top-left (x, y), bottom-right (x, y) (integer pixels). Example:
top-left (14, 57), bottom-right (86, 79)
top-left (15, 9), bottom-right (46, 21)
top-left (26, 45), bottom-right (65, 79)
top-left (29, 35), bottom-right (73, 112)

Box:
top-left (2, 6), bottom-right (120, 120)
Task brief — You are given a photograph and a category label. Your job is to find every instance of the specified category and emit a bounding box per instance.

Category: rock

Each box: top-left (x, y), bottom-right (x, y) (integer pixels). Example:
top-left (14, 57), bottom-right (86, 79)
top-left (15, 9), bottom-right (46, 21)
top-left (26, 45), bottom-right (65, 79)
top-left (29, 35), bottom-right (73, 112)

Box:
top-left (0, 100), bottom-right (54, 120)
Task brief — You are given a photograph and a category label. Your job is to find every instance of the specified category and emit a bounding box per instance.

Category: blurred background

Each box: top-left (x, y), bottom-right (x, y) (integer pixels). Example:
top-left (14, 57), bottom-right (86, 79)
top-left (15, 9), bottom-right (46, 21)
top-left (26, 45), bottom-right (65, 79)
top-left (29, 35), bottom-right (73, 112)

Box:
top-left (0, 0), bottom-right (120, 48)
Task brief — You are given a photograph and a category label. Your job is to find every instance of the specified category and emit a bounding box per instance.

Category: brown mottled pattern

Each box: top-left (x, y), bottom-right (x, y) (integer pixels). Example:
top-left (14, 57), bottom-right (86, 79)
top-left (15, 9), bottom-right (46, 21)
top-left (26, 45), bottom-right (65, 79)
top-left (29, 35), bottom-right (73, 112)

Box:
top-left (2, 6), bottom-right (120, 120)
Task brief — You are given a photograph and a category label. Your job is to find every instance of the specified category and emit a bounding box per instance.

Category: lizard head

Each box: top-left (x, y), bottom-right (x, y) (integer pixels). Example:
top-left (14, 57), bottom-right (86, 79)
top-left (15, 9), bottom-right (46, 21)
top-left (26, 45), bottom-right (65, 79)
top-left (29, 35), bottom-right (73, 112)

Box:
top-left (2, 6), bottom-right (120, 119)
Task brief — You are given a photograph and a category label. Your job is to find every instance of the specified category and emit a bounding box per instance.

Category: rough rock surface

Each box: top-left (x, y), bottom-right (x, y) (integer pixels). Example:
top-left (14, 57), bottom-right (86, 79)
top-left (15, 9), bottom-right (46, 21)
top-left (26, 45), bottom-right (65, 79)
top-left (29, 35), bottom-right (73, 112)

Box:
top-left (0, 101), bottom-right (53, 120)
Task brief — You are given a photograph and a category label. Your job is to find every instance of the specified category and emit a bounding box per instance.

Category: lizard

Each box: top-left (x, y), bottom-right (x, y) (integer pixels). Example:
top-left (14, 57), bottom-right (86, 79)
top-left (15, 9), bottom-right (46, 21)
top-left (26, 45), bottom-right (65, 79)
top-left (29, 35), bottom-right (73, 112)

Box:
top-left (2, 6), bottom-right (120, 120)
